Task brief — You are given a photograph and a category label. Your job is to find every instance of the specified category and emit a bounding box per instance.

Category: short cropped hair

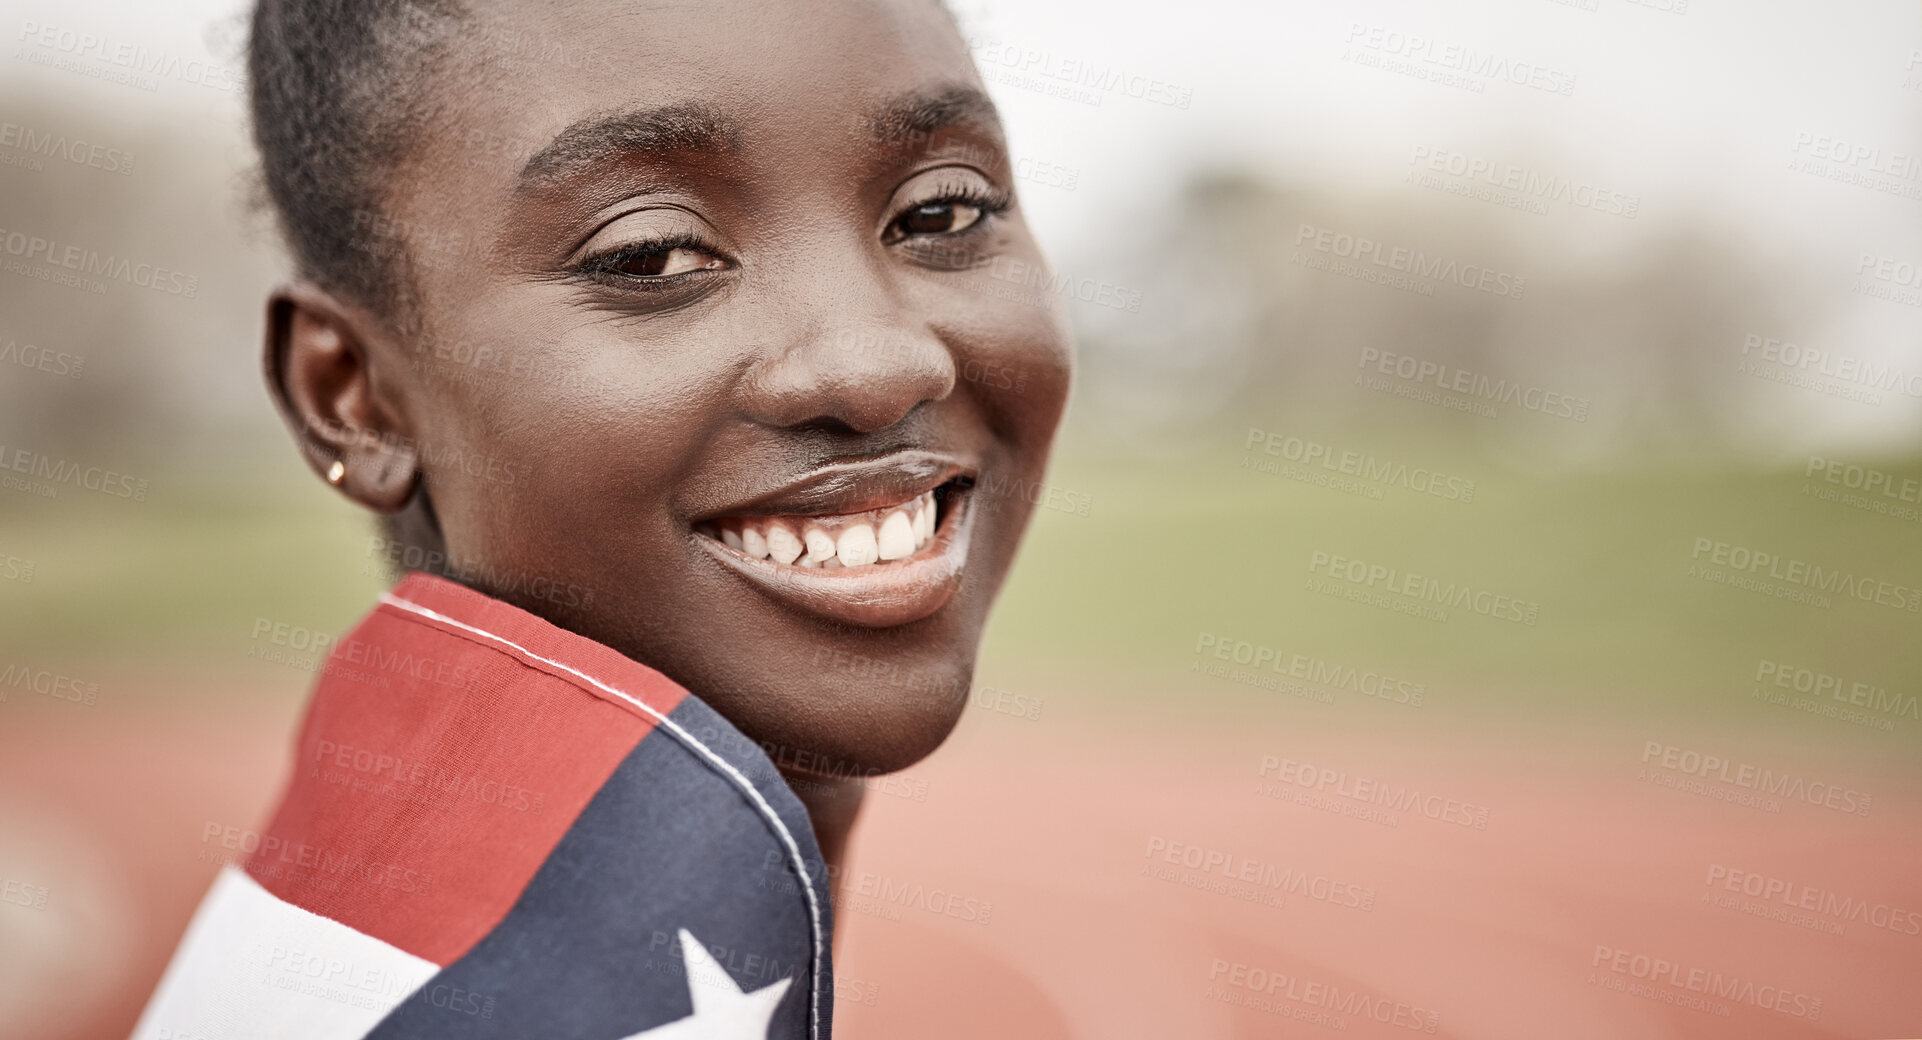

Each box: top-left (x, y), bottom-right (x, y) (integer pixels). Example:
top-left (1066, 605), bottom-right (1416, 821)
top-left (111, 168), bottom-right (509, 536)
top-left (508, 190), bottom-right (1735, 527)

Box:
top-left (248, 0), bottom-right (463, 322)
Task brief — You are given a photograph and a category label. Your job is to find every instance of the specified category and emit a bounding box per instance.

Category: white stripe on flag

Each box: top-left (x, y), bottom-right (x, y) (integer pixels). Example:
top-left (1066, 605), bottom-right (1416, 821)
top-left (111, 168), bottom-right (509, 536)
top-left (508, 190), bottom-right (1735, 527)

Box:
top-left (130, 866), bottom-right (439, 1040)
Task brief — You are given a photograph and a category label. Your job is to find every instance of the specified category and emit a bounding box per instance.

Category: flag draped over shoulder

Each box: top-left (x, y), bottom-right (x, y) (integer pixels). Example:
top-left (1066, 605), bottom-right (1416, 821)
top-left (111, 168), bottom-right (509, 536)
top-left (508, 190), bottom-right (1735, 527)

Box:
top-left (133, 573), bottom-right (835, 1040)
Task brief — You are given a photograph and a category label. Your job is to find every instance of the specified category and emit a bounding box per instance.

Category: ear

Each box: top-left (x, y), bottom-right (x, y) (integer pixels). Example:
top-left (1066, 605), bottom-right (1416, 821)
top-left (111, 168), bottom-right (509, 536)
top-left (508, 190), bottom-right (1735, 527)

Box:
top-left (263, 282), bottom-right (421, 513)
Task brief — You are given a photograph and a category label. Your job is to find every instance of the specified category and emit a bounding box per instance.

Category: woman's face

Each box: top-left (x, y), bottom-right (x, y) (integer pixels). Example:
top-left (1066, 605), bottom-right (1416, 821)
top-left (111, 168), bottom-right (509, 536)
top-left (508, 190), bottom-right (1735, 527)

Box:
top-left (355, 0), bottom-right (1071, 773)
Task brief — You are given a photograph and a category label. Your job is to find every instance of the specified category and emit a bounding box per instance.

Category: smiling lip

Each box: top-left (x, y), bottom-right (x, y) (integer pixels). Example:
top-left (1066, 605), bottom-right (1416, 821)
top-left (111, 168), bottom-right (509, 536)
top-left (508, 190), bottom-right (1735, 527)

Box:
top-left (692, 451), bottom-right (976, 628)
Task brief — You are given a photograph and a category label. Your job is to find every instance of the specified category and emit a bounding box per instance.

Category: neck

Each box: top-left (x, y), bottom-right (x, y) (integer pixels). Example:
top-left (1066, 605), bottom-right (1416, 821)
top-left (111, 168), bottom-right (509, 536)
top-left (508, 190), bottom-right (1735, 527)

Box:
top-left (778, 769), bottom-right (866, 930)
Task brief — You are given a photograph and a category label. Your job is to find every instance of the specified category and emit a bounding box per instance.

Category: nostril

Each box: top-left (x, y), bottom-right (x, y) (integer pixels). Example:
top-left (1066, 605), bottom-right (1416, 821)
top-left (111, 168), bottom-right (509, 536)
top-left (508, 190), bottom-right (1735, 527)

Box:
top-left (786, 416), bottom-right (868, 437)
top-left (775, 393), bottom-right (938, 437)
top-left (737, 319), bottom-right (957, 432)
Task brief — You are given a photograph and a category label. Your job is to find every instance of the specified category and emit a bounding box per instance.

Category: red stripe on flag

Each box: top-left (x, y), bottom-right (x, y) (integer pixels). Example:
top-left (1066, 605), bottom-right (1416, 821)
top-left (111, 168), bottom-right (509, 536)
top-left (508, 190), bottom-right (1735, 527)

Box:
top-left (246, 572), bottom-right (689, 966)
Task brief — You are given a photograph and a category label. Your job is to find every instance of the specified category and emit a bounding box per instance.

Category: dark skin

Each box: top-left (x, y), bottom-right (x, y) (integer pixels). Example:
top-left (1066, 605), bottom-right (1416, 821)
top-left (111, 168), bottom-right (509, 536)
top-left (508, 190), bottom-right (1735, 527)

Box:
top-left (264, 0), bottom-right (1072, 886)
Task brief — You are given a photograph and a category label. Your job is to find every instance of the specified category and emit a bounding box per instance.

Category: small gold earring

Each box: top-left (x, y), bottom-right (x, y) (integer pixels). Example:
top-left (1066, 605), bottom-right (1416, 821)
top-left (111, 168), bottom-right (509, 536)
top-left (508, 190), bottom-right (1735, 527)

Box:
top-left (326, 459), bottom-right (347, 486)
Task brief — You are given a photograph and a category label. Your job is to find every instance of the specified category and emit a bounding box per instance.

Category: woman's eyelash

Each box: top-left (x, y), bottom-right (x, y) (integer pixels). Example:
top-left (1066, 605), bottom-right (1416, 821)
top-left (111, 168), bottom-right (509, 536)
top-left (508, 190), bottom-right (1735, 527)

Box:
top-left (569, 180), bottom-right (1011, 284)
top-left (904, 182), bottom-right (1012, 221)
top-left (575, 231), bottom-right (718, 279)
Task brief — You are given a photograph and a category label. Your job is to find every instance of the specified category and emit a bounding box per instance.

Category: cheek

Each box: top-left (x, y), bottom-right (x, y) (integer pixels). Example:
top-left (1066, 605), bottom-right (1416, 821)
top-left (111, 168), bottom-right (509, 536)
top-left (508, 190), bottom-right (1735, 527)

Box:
top-left (949, 292), bottom-right (1074, 449)
top-left (408, 319), bottom-right (736, 565)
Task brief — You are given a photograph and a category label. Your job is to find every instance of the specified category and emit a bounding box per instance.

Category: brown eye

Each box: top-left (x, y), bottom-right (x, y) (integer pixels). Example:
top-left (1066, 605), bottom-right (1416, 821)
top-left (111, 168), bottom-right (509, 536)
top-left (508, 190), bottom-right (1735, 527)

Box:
top-left (609, 245), bottom-right (724, 277)
top-left (895, 201), bottom-right (983, 238)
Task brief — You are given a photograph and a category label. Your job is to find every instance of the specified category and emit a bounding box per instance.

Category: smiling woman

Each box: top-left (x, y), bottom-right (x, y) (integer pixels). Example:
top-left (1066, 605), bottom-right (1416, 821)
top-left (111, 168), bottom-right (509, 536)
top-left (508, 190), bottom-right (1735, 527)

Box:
top-left (129, 1), bottom-right (1071, 1038)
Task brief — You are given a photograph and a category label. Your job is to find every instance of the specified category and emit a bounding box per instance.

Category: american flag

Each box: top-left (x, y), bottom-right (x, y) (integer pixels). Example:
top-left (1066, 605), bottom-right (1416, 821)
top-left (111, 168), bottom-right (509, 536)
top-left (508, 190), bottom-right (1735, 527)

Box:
top-left (132, 573), bottom-right (835, 1039)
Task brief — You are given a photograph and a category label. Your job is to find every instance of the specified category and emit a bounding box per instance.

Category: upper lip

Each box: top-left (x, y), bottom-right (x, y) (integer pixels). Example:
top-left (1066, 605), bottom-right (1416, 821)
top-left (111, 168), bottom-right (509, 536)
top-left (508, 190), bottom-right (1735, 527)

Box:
top-left (691, 449), bottom-right (974, 522)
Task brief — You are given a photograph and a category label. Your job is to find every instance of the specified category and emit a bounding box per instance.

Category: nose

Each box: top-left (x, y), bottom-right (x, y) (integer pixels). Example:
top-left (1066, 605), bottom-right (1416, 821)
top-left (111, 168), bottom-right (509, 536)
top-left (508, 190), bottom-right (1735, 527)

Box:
top-left (736, 262), bottom-right (957, 434)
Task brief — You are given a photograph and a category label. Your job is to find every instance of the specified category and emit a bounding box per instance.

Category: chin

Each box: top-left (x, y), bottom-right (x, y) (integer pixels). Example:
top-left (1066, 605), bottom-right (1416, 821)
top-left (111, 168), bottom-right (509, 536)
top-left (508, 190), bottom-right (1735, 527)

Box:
top-left (701, 625), bottom-right (984, 780)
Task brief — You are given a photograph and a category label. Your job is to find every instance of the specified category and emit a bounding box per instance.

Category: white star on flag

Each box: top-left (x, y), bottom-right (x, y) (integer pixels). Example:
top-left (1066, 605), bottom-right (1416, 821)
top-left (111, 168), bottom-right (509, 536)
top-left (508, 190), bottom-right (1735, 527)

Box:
top-left (625, 929), bottom-right (794, 1039)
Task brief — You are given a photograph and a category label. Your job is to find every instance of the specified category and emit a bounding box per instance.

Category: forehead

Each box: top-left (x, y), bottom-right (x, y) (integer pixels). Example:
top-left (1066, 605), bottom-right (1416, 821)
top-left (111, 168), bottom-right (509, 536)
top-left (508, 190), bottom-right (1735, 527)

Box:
top-left (436, 0), bottom-right (981, 167)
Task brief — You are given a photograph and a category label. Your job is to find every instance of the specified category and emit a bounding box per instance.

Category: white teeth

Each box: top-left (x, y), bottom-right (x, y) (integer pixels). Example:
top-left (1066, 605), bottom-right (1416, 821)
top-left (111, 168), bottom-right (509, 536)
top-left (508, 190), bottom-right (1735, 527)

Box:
top-left (836, 523), bottom-right (879, 567)
top-left (877, 511), bottom-right (915, 560)
top-left (741, 526), bottom-right (770, 559)
top-left (765, 523), bottom-right (803, 565)
top-left (715, 490), bottom-right (949, 567)
top-left (803, 527), bottom-right (837, 564)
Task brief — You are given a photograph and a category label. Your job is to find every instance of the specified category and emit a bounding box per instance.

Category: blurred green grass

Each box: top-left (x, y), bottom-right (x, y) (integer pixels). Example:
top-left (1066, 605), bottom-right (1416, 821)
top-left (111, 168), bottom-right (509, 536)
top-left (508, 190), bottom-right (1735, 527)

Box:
top-left (0, 464), bottom-right (384, 671)
top-left (984, 441), bottom-right (1922, 717)
top-left (4, 443), bottom-right (1919, 727)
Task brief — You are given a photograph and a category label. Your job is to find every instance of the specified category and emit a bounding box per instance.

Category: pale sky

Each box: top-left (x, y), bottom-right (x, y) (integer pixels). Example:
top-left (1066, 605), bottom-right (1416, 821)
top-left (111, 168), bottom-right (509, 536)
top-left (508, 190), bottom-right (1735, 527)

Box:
top-left (6, 0), bottom-right (1919, 448)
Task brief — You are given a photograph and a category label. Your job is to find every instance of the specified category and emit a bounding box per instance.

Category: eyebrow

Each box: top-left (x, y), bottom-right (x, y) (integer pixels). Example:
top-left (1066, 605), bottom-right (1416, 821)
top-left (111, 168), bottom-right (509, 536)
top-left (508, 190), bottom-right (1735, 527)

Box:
top-left (516, 102), bottom-right (740, 194)
top-left (867, 85), bottom-right (1005, 149)
top-left (514, 85), bottom-right (1005, 196)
